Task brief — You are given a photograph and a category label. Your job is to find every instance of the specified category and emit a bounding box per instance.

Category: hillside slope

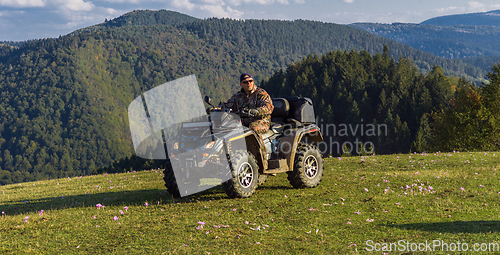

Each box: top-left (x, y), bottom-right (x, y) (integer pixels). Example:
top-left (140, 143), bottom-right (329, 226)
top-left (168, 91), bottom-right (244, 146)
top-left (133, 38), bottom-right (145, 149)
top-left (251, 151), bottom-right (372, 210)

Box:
top-left (1, 152), bottom-right (500, 253)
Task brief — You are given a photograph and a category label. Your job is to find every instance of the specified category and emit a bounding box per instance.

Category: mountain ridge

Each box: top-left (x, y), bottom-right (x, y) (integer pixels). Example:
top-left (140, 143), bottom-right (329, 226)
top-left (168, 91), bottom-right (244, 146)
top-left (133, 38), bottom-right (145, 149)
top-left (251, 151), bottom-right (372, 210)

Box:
top-left (349, 22), bottom-right (500, 58)
top-left (350, 9), bottom-right (500, 59)
top-left (421, 9), bottom-right (500, 26)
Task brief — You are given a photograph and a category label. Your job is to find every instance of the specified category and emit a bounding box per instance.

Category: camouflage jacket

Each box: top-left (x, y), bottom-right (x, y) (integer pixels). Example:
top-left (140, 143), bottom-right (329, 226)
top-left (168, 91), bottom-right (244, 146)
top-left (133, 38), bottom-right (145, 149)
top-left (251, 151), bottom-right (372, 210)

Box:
top-left (221, 86), bottom-right (274, 124)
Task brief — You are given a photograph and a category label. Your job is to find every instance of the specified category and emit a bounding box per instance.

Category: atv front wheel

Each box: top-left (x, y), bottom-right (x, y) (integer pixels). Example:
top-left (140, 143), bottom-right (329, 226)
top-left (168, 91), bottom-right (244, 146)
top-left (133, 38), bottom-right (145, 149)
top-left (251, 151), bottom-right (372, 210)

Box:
top-left (288, 143), bottom-right (323, 188)
top-left (222, 150), bottom-right (259, 198)
top-left (163, 160), bottom-right (181, 198)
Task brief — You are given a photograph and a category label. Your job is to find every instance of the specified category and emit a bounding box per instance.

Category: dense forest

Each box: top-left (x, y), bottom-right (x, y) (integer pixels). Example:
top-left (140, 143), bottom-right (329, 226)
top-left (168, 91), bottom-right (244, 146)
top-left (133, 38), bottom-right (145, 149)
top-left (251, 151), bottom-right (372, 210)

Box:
top-left (432, 64), bottom-right (500, 152)
top-left (461, 56), bottom-right (500, 74)
top-left (0, 10), bottom-right (498, 184)
top-left (0, 42), bottom-right (24, 48)
top-left (261, 46), bottom-right (463, 155)
top-left (261, 47), bottom-right (500, 155)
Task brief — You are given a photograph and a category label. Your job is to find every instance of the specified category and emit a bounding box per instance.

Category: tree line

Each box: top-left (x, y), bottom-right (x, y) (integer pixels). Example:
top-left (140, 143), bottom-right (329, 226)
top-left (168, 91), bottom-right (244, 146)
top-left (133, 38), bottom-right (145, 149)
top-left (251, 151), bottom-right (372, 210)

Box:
top-left (261, 47), bottom-right (499, 155)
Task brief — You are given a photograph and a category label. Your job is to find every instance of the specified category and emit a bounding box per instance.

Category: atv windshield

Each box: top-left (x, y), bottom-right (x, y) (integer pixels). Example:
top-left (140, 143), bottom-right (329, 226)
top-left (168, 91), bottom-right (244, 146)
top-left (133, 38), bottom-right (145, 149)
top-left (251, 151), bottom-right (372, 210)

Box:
top-left (128, 74), bottom-right (246, 196)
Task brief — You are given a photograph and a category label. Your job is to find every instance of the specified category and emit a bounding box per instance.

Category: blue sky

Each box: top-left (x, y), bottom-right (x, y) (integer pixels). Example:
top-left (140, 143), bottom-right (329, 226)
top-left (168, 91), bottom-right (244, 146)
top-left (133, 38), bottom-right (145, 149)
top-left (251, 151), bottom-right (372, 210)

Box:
top-left (1, 0), bottom-right (500, 41)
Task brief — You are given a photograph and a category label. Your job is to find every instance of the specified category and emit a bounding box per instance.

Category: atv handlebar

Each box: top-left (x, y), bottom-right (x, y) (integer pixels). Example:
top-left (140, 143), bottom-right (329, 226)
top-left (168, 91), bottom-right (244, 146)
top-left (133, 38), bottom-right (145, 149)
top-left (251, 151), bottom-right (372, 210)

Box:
top-left (207, 107), bottom-right (232, 113)
top-left (206, 107), bottom-right (254, 117)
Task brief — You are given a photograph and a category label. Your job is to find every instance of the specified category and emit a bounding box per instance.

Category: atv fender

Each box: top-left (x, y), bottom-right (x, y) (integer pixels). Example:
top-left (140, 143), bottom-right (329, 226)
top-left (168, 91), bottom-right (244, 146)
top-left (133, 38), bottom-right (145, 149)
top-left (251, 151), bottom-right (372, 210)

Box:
top-left (227, 131), bottom-right (267, 172)
top-left (244, 133), bottom-right (267, 171)
top-left (278, 125), bottom-right (323, 172)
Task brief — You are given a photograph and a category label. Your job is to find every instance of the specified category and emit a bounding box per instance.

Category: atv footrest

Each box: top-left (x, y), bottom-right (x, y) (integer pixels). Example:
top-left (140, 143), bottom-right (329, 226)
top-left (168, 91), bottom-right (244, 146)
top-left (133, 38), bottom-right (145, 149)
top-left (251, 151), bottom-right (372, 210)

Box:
top-left (264, 159), bottom-right (289, 174)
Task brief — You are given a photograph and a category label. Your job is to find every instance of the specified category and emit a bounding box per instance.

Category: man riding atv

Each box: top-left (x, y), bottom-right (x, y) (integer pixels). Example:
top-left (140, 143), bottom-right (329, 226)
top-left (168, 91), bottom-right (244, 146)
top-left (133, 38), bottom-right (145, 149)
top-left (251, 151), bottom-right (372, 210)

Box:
top-left (127, 74), bottom-right (324, 199)
top-left (219, 73), bottom-right (274, 154)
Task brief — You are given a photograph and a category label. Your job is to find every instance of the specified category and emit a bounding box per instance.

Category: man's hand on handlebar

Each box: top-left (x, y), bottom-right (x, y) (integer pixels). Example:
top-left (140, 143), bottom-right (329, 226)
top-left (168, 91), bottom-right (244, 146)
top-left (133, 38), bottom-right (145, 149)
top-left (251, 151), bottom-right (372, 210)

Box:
top-left (248, 109), bottom-right (260, 116)
top-left (240, 108), bottom-right (259, 117)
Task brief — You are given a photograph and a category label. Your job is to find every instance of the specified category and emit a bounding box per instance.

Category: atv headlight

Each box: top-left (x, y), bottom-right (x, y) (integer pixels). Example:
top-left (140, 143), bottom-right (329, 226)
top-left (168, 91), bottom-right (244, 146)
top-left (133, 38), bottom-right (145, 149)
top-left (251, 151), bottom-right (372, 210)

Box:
top-left (204, 140), bottom-right (215, 149)
top-left (173, 141), bottom-right (179, 150)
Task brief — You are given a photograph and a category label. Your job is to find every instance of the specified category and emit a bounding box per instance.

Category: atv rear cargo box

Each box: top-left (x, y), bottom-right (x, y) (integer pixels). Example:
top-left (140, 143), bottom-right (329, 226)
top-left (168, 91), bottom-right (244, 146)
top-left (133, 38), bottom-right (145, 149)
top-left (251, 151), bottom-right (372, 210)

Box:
top-left (285, 97), bottom-right (315, 124)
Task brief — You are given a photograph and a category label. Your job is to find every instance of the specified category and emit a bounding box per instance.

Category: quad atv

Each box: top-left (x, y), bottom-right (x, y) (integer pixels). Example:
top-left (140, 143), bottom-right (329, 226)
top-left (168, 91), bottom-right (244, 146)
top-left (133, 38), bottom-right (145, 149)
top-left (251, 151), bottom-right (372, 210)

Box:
top-left (127, 74), bottom-right (324, 199)
top-left (163, 95), bottom-right (325, 198)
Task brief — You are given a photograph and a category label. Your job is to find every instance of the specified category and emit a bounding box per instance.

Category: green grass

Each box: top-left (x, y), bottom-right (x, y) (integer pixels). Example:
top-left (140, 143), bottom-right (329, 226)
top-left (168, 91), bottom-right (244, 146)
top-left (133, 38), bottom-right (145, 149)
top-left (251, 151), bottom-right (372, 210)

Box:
top-left (1, 152), bottom-right (500, 254)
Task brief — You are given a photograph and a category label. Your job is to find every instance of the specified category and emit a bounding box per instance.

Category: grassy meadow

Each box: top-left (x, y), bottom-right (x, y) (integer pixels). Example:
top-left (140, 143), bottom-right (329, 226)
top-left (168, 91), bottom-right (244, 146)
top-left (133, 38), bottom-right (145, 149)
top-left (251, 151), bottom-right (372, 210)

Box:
top-left (1, 151), bottom-right (500, 254)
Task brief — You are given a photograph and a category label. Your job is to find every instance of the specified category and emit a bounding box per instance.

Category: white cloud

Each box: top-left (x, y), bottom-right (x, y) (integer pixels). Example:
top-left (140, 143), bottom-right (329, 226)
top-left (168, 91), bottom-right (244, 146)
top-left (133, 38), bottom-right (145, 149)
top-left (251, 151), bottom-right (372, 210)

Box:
top-left (225, 0), bottom-right (240, 5)
top-left (105, 7), bottom-right (119, 15)
top-left (58, 0), bottom-right (95, 11)
top-left (200, 0), bottom-right (225, 5)
top-left (433, 6), bottom-right (458, 15)
top-left (225, 0), bottom-right (277, 5)
top-left (56, 6), bottom-right (123, 29)
top-left (170, 0), bottom-right (293, 20)
top-left (199, 4), bottom-right (227, 16)
top-left (171, 0), bottom-right (196, 10)
top-left (0, 0), bottom-right (45, 8)
top-left (342, 0), bottom-right (354, 3)
top-left (467, 1), bottom-right (486, 12)
top-left (225, 5), bottom-right (243, 17)
top-left (99, 0), bottom-right (141, 3)
top-left (223, 0), bottom-right (299, 6)
top-left (170, 0), bottom-right (246, 19)
top-left (199, 4), bottom-right (243, 18)
top-left (253, 0), bottom-right (274, 4)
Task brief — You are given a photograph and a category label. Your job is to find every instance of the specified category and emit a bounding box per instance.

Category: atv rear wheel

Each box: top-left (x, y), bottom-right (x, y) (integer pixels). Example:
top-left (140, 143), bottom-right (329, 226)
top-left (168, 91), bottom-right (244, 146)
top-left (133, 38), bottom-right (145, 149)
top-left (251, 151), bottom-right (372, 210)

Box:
top-left (288, 143), bottom-right (323, 188)
top-left (222, 150), bottom-right (259, 198)
top-left (163, 160), bottom-right (181, 198)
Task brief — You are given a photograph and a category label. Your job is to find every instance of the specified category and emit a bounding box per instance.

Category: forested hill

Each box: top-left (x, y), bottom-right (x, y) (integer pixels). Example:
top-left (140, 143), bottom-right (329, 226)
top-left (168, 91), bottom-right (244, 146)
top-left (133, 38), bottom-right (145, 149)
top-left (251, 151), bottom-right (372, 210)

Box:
top-left (0, 10), bottom-right (489, 184)
top-left (349, 22), bottom-right (500, 59)
top-left (71, 10), bottom-right (200, 35)
top-left (261, 47), bottom-right (463, 155)
top-left (461, 56), bottom-right (500, 74)
top-left (421, 10), bottom-right (500, 26)
top-left (349, 10), bottom-right (500, 59)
